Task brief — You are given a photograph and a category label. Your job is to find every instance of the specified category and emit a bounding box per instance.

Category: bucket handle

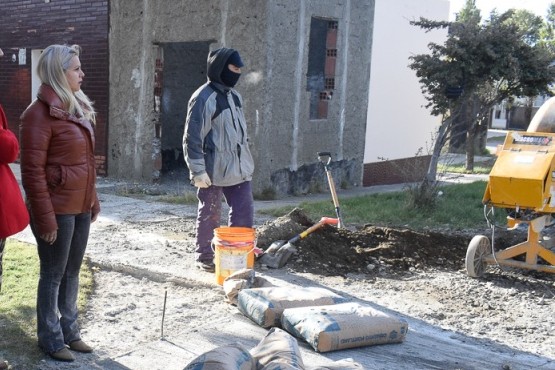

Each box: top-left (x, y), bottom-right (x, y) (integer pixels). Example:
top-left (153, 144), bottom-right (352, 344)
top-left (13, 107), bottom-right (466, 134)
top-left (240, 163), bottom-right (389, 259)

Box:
top-left (211, 237), bottom-right (257, 254)
top-left (211, 244), bottom-right (257, 258)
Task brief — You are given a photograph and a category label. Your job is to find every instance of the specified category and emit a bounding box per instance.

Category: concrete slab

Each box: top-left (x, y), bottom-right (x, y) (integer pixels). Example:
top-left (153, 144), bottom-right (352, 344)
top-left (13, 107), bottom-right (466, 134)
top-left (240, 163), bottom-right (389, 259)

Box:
top-left (112, 309), bottom-right (551, 370)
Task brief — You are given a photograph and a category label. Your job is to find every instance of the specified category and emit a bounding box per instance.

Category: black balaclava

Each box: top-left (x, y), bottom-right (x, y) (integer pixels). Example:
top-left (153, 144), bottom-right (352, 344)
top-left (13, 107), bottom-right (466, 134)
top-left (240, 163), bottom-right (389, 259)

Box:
top-left (220, 50), bottom-right (244, 88)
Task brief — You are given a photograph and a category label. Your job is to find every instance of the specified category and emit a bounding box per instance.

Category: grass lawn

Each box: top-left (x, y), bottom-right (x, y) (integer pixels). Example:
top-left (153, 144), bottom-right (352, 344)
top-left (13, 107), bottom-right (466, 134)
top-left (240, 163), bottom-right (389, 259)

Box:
top-left (0, 240), bottom-right (93, 368)
top-left (259, 180), bottom-right (506, 231)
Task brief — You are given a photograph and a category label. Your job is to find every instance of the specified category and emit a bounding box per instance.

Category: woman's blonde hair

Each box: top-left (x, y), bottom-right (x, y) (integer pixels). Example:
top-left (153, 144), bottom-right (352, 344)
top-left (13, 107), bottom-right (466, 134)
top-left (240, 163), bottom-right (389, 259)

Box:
top-left (37, 44), bottom-right (96, 123)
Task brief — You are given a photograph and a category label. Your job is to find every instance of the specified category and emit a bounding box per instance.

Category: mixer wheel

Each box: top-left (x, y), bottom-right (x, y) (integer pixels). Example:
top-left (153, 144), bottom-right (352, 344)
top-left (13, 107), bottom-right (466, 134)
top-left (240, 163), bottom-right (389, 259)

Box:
top-left (465, 235), bottom-right (490, 277)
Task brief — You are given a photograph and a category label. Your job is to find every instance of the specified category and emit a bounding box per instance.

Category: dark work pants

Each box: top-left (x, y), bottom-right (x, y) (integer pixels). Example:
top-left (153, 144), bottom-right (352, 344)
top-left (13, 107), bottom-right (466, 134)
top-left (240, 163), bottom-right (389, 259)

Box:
top-left (195, 181), bottom-right (254, 262)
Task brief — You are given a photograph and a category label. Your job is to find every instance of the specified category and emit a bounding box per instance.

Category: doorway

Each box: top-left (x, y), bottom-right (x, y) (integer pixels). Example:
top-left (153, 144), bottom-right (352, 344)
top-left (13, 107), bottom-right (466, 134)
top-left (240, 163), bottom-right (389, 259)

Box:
top-left (158, 41), bottom-right (213, 177)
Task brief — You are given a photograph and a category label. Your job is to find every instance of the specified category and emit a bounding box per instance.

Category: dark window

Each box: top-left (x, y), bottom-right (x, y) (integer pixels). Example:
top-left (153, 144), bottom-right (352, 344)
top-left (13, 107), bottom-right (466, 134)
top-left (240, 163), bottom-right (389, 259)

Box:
top-left (154, 46), bottom-right (163, 138)
top-left (307, 17), bottom-right (338, 120)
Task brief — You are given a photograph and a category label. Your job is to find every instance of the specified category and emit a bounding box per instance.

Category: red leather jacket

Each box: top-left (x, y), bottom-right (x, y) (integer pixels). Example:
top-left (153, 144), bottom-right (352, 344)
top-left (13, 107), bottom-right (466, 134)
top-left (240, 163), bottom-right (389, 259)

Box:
top-left (0, 104), bottom-right (29, 238)
top-left (20, 84), bottom-right (100, 235)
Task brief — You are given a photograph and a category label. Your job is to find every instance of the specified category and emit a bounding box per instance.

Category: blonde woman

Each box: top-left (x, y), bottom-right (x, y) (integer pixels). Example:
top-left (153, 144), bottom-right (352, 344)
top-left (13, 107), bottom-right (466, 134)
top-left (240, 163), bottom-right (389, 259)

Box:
top-left (20, 44), bottom-right (99, 363)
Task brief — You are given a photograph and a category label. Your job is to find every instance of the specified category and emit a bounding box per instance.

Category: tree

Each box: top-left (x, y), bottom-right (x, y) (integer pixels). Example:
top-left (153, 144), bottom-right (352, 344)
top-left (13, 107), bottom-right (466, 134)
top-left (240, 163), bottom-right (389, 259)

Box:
top-left (409, 0), bottom-right (555, 180)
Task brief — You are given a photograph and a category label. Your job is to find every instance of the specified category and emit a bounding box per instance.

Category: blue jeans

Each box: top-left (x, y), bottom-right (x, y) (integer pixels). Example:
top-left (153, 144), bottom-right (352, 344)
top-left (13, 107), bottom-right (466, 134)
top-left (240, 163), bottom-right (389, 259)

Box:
top-left (195, 181), bottom-right (254, 262)
top-left (31, 213), bottom-right (91, 354)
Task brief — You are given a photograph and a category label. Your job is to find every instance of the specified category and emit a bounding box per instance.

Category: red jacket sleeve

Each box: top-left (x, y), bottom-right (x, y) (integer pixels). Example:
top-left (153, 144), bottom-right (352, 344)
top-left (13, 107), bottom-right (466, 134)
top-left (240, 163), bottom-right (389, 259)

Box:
top-left (0, 105), bottom-right (19, 164)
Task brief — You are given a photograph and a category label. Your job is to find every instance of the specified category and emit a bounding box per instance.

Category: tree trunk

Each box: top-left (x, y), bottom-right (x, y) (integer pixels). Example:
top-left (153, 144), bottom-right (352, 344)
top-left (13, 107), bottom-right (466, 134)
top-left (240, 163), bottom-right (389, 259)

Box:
top-left (448, 104), bottom-right (468, 153)
top-left (465, 126), bottom-right (476, 172)
top-left (426, 121), bottom-right (448, 182)
top-left (465, 96), bottom-right (483, 172)
top-left (426, 106), bottom-right (458, 182)
top-left (524, 98), bottom-right (534, 129)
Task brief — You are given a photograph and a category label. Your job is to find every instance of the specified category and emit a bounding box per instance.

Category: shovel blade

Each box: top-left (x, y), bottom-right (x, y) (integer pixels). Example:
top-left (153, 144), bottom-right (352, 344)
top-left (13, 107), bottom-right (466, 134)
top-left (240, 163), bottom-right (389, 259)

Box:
top-left (258, 242), bottom-right (297, 269)
top-left (265, 240), bottom-right (286, 254)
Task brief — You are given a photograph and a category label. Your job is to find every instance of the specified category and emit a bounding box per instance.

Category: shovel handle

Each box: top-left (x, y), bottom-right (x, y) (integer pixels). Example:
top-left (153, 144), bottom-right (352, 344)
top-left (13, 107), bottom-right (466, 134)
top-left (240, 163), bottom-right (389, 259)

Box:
top-left (290, 217), bottom-right (336, 244)
top-left (319, 217), bottom-right (338, 225)
top-left (318, 152), bottom-right (340, 205)
top-left (318, 152), bottom-right (344, 228)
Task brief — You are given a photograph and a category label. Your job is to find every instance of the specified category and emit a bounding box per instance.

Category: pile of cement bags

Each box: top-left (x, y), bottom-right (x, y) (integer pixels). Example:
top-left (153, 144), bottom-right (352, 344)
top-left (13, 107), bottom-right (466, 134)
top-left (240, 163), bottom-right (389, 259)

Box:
top-left (184, 269), bottom-right (408, 369)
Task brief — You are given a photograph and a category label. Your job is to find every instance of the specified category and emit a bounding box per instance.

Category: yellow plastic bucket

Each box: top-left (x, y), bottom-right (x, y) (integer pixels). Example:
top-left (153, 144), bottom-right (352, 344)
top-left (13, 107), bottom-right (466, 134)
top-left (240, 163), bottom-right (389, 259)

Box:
top-left (213, 226), bottom-right (256, 285)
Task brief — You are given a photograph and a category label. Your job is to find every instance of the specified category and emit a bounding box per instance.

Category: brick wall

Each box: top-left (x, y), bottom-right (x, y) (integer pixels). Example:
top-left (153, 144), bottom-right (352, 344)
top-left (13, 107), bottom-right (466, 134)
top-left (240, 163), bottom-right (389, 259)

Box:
top-left (363, 155), bottom-right (432, 186)
top-left (0, 0), bottom-right (109, 174)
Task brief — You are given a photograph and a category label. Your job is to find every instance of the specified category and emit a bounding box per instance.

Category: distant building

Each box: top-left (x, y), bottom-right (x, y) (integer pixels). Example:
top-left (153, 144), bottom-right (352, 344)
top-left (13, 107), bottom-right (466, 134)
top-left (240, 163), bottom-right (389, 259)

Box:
top-left (491, 96), bottom-right (550, 131)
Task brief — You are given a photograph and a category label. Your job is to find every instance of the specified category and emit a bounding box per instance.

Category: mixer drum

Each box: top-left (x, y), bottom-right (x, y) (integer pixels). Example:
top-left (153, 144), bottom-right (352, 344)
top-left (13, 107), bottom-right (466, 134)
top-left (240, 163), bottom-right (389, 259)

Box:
top-left (527, 97), bottom-right (555, 133)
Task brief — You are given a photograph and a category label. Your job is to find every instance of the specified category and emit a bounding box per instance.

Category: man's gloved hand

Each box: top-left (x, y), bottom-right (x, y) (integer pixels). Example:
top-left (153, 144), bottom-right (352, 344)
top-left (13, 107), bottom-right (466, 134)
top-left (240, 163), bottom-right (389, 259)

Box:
top-left (192, 173), bottom-right (212, 188)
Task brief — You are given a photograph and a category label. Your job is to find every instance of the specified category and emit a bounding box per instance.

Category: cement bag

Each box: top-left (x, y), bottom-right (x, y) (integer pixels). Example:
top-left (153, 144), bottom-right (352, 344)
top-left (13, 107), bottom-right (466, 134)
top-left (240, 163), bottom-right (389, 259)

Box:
top-left (306, 359), bottom-right (363, 370)
top-left (237, 286), bottom-right (347, 328)
top-left (281, 302), bottom-right (408, 353)
top-left (183, 343), bottom-right (256, 370)
top-left (223, 269), bottom-right (274, 306)
top-left (250, 327), bottom-right (304, 370)
top-left (261, 364), bottom-right (302, 370)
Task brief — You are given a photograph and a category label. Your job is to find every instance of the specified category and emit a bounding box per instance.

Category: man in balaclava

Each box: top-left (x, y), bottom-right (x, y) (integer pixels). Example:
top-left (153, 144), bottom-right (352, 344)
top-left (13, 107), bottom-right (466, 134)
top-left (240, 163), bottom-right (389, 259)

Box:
top-left (183, 47), bottom-right (255, 272)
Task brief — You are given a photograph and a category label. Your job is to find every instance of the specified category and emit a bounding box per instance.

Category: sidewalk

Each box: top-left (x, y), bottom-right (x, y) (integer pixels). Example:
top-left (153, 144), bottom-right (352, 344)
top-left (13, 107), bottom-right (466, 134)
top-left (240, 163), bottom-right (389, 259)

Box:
top-left (10, 156), bottom-right (489, 213)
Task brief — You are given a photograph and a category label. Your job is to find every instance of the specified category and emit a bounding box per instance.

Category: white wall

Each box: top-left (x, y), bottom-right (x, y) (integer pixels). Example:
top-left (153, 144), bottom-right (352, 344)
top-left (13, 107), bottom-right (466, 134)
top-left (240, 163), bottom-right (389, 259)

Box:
top-left (31, 49), bottom-right (43, 102)
top-left (364, 0), bottom-right (449, 163)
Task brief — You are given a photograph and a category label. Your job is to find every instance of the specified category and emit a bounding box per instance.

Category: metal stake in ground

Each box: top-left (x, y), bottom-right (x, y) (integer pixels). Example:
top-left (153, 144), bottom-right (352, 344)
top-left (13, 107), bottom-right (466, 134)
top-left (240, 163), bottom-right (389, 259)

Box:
top-left (318, 152), bottom-right (344, 228)
top-left (161, 288), bottom-right (167, 340)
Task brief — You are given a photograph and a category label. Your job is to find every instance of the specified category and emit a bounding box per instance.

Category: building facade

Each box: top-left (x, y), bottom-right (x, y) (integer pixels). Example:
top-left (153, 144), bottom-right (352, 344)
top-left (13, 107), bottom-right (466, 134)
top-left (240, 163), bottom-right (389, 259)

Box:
top-left (0, 0), bottom-right (109, 175)
top-left (109, 0), bottom-right (375, 196)
top-left (363, 0), bottom-right (449, 185)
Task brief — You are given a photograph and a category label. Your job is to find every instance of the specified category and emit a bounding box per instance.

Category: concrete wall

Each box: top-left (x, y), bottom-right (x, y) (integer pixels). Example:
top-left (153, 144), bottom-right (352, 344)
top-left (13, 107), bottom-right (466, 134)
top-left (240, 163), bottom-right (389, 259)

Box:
top-left (363, 0), bottom-right (449, 185)
top-left (109, 0), bottom-right (374, 196)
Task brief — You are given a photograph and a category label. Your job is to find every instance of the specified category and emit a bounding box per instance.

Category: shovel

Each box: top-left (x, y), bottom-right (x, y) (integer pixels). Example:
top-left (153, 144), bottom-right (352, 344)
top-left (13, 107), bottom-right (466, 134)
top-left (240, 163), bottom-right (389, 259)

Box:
top-left (318, 152), bottom-right (344, 228)
top-left (258, 217), bottom-right (338, 268)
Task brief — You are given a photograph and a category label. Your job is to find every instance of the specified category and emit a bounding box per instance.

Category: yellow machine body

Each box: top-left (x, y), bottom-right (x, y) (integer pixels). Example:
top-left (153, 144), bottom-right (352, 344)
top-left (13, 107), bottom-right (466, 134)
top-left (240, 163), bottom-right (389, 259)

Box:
top-left (466, 111), bottom-right (555, 277)
top-left (483, 131), bottom-right (555, 212)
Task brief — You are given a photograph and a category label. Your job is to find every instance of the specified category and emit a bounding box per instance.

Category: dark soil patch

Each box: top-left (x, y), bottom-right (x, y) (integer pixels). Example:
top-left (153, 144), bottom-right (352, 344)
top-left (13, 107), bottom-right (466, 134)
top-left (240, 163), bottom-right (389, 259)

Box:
top-left (255, 208), bottom-right (526, 276)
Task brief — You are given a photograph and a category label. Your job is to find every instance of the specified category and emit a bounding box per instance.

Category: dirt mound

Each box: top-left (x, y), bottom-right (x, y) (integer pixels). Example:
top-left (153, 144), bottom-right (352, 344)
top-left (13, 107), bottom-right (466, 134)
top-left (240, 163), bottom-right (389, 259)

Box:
top-left (255, 208), bottom-right (524, 276)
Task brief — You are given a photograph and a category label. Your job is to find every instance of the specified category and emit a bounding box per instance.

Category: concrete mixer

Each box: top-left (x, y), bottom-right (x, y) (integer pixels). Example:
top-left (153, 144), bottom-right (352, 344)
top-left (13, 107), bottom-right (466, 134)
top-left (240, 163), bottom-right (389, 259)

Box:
top-left (466, 98), bottom-right (555, 277)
